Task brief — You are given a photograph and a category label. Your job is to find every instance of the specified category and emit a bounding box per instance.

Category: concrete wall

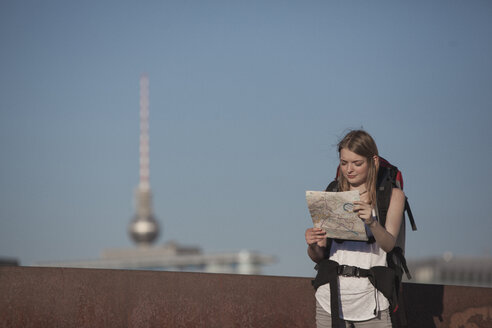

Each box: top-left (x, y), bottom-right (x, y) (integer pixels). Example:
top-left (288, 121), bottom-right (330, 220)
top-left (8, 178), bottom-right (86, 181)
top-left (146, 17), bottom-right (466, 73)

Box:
top-left (1, 266), bottom-right (492, 327)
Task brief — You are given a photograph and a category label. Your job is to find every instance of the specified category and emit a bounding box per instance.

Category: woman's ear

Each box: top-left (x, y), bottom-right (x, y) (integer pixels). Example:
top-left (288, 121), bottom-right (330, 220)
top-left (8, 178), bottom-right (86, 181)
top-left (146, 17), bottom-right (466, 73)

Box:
top-left (373, 155), bottom-right (379, 170)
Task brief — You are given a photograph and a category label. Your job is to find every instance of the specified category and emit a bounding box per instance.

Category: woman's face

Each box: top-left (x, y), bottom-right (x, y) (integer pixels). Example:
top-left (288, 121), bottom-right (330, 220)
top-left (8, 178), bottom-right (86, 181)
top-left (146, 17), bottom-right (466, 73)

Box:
top-left (339, 148), bottom-right (369, 188)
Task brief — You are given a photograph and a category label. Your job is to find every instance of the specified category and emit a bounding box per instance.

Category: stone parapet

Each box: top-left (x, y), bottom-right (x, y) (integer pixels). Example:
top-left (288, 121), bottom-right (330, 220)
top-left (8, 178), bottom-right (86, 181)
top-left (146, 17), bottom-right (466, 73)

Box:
top-left (1, 266), bottom-right (491, 327)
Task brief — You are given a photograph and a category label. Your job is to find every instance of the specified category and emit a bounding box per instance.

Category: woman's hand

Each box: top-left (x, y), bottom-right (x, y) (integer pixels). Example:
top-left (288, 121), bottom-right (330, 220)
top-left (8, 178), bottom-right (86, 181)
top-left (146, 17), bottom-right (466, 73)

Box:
top-left (305, 228), bottom-right (327, 247)
top-left (306, 228), bottom-right (327, 263)
top-left (353, 201), bottom-right (376, 226)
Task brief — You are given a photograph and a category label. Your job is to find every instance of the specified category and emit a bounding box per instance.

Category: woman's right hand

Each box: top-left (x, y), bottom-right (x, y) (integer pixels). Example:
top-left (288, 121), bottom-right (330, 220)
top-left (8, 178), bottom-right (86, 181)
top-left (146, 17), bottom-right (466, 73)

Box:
top-left (305, 228), bottom-right (327, 247)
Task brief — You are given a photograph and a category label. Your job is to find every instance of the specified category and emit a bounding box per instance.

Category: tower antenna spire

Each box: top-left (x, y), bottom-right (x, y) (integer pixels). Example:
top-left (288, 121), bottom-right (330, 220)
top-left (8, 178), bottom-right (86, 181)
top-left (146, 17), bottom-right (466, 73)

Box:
top-left (128, 74), bottom-right (160, 246)
top-left (139, 73), bottom-right (150, 191)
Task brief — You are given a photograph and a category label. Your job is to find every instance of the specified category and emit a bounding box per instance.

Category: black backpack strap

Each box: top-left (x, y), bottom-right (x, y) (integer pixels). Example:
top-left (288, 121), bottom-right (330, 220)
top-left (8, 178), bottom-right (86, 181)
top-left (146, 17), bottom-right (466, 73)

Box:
top-left (324, 238), bottom-right (333, 259)
top-left (405, 197), bottom-right (417, 231)
top-left (376, 167), bottom-right (393, 228)
top-left (311, 259), bottom-right (346, 328)
top-left (388, 246), bottom-right (412, 280)
top-left (325, 180), bottom-right (339, 192)
top-left (386, 246), bottom-right (411, 326)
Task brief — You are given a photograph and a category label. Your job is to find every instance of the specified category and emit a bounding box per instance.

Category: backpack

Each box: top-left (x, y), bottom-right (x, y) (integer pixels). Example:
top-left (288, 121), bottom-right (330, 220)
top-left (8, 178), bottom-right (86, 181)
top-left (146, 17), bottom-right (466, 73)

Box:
top-left (322, 157), bottom-right (417, 326)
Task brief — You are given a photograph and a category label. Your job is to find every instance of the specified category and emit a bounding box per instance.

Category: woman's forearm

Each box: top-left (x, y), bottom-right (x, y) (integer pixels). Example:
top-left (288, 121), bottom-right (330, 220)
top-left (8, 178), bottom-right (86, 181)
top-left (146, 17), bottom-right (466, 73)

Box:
top-left (369, 220), bottom-right (396, 253)
top-left (307, 244), bottom-right (326, 263)
top-left (371, 188), bottom-right (405, 253)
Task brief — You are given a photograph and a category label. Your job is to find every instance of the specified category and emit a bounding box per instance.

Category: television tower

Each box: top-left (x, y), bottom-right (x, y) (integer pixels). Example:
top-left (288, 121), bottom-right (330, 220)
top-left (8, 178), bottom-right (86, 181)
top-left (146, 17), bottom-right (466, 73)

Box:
top-left (128, 74), bottom-right (160, 246)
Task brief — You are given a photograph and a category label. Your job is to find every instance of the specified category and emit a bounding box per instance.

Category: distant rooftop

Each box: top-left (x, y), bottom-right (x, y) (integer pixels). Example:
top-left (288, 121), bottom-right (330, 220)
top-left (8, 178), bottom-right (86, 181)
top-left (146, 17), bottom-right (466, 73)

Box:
top-left (35, 240), bottom-right (276, 275)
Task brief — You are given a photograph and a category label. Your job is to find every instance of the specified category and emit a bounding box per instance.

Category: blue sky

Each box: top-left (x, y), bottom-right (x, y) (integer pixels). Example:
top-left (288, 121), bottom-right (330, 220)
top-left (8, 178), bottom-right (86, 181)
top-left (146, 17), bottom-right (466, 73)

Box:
top-left (1, 0), bottom-right (491, 277)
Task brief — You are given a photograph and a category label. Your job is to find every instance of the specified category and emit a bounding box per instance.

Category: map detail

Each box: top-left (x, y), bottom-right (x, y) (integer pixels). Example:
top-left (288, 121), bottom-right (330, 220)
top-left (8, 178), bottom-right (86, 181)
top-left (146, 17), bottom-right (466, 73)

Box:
top-left (306, 190), bottom-right (368, 241)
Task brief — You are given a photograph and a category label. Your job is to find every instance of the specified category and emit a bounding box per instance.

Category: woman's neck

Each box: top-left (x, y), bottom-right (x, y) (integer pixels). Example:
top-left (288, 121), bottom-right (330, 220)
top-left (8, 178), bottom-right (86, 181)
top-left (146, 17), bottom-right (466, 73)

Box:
top-left (349, 184), bottom-right (367, 193)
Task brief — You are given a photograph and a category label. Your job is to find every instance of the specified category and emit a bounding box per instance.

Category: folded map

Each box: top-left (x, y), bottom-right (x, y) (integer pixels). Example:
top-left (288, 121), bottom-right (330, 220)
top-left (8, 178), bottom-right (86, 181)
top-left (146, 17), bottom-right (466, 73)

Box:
top-left (306, 190), bottom-right (368, 241)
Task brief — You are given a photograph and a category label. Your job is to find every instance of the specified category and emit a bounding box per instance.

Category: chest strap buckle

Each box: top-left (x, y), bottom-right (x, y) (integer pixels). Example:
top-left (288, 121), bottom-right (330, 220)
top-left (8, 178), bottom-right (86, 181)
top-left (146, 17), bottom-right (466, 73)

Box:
top-left (337, 265), bottom-right (361, 277)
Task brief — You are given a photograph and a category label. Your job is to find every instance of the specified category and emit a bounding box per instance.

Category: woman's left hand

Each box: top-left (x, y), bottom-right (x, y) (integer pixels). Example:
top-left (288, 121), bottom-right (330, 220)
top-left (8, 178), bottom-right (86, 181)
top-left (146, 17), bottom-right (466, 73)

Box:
top-left (353, 201), bottom-right (374, 226)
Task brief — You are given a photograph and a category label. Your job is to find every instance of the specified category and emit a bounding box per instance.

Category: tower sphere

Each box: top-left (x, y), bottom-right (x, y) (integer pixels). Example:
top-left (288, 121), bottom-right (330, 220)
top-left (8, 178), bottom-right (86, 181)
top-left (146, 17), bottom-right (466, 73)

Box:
top-left (128, 214), bottom-right (159, 246)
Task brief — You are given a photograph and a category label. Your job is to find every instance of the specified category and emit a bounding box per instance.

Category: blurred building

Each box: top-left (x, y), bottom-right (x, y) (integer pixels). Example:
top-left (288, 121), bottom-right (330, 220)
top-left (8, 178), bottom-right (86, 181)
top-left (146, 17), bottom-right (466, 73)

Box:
top-left (0, 257), bottom-right (19, 266)
top-left (36, 241), bottom-right (274, 275)
top-left (405, 253), bottom-right (492, 287)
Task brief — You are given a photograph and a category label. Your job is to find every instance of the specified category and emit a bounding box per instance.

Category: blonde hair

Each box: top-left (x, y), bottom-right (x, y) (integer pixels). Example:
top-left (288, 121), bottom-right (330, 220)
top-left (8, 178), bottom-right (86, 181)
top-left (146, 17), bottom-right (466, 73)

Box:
top-left (337, 130), bottom-right (379, 206)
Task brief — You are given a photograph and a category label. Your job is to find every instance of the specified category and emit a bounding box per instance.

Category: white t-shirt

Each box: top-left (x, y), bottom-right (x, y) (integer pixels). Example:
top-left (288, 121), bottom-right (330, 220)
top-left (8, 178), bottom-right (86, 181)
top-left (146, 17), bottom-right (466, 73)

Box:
top-left (315, 240), bottom-right (390, 321)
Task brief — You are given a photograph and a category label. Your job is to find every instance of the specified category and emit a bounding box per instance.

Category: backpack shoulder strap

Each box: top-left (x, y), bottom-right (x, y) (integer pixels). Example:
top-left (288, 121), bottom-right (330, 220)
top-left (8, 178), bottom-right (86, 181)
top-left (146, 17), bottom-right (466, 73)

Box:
top-left (376, 166), bottom-right (393, 228)
top-left (325, 180), bottom-right (339, 192)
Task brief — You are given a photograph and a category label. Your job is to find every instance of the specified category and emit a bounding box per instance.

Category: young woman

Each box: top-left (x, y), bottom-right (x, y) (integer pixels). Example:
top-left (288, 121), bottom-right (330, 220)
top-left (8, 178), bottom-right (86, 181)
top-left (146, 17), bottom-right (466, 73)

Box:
top-left (305, 130), bottom-right (406, 328)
